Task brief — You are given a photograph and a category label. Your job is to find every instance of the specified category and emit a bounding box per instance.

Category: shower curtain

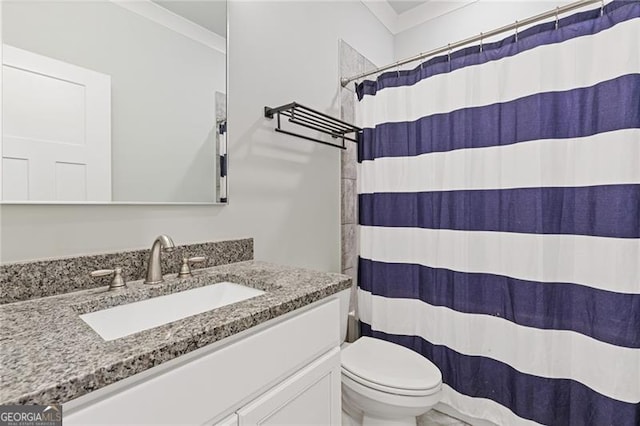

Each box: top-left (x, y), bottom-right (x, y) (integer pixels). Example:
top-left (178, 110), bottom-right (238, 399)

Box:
top-left (355, 1), bottom-right (639, 425)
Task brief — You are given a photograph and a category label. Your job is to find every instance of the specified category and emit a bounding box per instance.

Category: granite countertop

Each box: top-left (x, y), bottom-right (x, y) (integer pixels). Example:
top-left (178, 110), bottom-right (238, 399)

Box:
top-left (0, 261), bottom-right (351, 405)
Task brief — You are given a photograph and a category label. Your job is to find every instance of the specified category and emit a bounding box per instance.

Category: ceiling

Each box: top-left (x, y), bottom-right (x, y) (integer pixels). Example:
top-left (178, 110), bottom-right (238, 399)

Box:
top-left (364, 0), bottom-right (476, 35)
top-left (387, 1), bottom-right (430, 15)
top-left (149, 0), bottom-right (452, 40)
top-left (152, 0), bottom-right (226, 38)
top-left (149, 0), bottom-right (463, 41)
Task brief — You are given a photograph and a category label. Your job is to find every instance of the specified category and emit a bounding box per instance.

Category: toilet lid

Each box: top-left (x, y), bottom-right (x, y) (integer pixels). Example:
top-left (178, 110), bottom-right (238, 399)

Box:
top-left (341, 337), bottom-right (442, 392)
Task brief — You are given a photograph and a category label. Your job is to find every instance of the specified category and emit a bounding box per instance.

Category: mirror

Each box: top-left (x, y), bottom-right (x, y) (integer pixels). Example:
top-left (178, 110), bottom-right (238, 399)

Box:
top-left (0, 0), bottom-right (227, 204)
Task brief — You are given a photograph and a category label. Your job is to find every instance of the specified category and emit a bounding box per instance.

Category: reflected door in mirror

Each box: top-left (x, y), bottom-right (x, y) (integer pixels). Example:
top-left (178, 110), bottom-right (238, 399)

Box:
top-left (1, 0), bottom-right (227, 204)
top-left (2, 45), bottom-right (111, 201)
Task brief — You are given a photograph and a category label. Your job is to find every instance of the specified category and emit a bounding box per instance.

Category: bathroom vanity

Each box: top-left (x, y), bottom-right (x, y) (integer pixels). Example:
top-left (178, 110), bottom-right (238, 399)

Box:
top-left (0, 254), bottom-right (351, 425)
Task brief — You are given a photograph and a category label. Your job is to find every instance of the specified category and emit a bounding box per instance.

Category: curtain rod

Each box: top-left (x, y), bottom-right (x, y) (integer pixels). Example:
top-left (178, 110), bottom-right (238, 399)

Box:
top-left (340, 0), bottom-right (603, 87)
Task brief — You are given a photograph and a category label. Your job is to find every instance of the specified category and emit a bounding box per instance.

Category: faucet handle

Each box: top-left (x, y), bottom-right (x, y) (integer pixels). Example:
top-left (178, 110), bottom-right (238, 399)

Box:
top-left (188, 256), bottom-right (207, 264)
top-left (178, 256), bottom-right (207, 278)
top-left (90, 267), bottom-right (126, 291)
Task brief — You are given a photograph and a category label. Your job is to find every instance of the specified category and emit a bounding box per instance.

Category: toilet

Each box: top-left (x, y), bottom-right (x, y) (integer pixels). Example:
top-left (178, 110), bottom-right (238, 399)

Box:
top-left (337, 291), bottom-right (443, 426)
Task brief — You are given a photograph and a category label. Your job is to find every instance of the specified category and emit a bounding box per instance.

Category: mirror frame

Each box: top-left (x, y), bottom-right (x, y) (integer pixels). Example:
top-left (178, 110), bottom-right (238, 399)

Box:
top-left (0, 0), bottom-right (229, 205)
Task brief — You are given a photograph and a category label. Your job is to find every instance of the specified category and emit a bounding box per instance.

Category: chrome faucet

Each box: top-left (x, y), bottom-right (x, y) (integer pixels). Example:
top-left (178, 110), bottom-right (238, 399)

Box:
top-left (144, 235), bottom-right (175, 284)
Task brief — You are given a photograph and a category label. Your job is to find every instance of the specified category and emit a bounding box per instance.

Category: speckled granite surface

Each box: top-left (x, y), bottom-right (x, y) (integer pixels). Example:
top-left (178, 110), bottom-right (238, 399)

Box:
top-left (0, 261), bottom-right (351, 405)
top-left (0, 238), bottom-right (253, 304)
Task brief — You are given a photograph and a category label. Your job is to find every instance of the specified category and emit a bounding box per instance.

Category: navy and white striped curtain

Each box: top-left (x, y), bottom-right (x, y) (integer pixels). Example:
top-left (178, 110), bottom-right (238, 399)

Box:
top-left (355, 1), bottom-right (639, 425)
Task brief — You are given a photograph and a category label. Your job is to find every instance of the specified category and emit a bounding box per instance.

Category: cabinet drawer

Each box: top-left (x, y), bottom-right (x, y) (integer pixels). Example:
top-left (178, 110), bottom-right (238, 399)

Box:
top-left (64, 298), bottom-right (340, 425)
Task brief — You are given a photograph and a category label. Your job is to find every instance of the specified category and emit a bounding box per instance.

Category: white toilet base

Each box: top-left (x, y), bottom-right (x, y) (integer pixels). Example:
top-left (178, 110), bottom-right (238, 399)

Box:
top-left (339, 336), bottom-right (443, 426)
top-left (342, 378), bottom-right (440, 426)
top-left (342, 409), bottom-right (361, 426)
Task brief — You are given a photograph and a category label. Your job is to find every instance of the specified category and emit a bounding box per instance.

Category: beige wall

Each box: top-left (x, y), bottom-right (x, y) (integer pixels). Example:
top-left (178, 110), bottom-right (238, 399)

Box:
top-left (0, 1), bottom-right (394, 268)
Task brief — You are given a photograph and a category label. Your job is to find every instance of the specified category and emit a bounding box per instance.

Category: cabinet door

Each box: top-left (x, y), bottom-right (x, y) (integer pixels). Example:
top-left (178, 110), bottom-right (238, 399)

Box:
top-left (237, 348), bottom-right (341, 426)
top-left (214, 413), bottom-right (238, 426)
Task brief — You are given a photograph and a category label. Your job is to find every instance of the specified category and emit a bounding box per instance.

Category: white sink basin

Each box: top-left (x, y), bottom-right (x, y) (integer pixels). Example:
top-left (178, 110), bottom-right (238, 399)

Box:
top-left (80, 282), bottom-right (265, 341)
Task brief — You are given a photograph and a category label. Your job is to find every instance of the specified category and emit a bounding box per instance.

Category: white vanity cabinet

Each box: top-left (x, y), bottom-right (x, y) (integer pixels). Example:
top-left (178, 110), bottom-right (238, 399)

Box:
top-left (63, 297), bottom-right (342, 425)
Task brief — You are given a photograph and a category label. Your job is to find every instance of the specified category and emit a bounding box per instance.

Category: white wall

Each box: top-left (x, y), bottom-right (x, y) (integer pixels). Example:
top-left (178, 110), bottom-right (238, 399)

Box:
top-left (3, 1), bottom-right (224, 202)
top-left (0, 1), bottom-right (393, 269)
top-left (394, 0), bottom-right (582, 61)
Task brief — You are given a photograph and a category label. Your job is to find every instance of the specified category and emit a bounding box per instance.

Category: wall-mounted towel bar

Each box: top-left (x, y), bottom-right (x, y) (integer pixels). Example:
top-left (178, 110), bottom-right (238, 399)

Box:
top-left (264, 102), bottom-right (361, 150)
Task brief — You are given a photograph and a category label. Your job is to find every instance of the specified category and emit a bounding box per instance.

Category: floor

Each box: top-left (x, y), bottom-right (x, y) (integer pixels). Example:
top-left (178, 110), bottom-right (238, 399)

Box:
top-left (342, 409), bottom-right (470, 426)
top-left (419, 410), bottom-right (471, 426)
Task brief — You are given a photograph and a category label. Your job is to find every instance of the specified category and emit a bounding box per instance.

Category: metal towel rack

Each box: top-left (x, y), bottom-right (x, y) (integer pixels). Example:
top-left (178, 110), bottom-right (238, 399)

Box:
top-left (264, 102), bottom-right (361, 150)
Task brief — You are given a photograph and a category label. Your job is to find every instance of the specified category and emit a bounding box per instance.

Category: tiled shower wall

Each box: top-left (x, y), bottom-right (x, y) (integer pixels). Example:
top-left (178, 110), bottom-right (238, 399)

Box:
top-left (339, 40), bottom-right (375, 312)
top-left (338, 40), bottom-right (471, 426)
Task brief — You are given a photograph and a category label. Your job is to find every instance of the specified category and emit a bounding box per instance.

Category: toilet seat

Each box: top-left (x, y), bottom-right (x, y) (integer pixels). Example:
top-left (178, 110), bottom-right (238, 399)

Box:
top-left (341, 367), bottom-right (440, 397)
top-left (341, 337), bottom-right (442, 397)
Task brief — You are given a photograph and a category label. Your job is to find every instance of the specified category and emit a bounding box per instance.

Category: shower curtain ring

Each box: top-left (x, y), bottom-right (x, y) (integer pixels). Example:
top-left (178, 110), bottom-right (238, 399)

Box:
top-left (479, 32), bottom-right (483, 53)
top-left (447, 43), bottom-right (452, 61)
top-left (555, 7), bottom-right (559, 30)
top-left (600, 0), bottom-right (605, 16)
top-left (515, 20), bottom-right (519, 42)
